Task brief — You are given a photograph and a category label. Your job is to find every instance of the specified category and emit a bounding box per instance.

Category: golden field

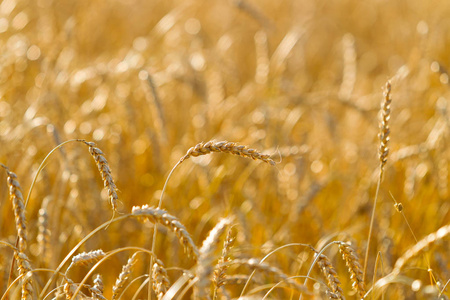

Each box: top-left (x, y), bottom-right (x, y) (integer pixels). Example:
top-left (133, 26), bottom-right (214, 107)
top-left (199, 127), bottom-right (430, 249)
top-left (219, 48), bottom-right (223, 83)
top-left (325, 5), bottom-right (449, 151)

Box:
top-left (0, 0), bottom-right (449, 299)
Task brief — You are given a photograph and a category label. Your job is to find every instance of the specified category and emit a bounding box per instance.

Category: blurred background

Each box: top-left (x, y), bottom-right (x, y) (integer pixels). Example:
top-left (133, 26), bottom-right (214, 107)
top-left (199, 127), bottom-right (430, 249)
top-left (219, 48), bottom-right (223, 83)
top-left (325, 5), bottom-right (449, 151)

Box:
top-left (1, 0), bottom-right (450, 298)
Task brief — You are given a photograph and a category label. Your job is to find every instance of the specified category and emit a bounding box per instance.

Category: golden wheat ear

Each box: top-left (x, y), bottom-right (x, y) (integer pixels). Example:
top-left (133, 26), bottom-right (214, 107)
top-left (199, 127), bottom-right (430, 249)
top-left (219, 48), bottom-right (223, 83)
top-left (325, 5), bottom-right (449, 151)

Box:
top-left (315, 252), bottom-right (345, 300)
top-left (213, 226), bottom-right (236, 300)
top-left (379, 81), bottom-right (392, 171)
top-left (80, 140), bottom-right (119, 212)
top-left (131, 205), bottom-right (199, 259)
top-left (180, 141), bottom-right (276, 165)
top-left (195, 217), bottom-right (233, 299)
top-left (112, 252), bottom-right (138, 299)
top-left (2, 164), bottom-right (33, 299)
top-left (364, 81), bottom-right (393, 283)
top-left (338, 242), bottom-right (365, 299)
top-left (152, 257), bottom-right (170, 299)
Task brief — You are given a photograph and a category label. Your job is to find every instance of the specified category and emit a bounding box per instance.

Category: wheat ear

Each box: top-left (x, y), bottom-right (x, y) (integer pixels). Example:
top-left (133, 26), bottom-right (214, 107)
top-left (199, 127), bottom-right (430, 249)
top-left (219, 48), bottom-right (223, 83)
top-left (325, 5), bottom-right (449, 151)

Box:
top-left (14, 252), bottom-right (33, 300)
top-left (91, 274), bottom-right (106, 300)
top-left (195, 217), bottom-right (233, 299)
top-left (180, 141), bottom-right (275, 165)
top-left (131, 205), bottom-right (199, 259)
top-left (338, 242), bottom-right (365, 299)
top-left (363, 81), bottom-right (392, 283)
top-left (2, 165), bottom-right (33, 299)
top-left (315, 253), bottom-right (345, 300)
top-left (67, 249), bottom-right (106, 273)
top-left (2, 165), bottom-right (27, 253)
top-left (378, 81), bottom-right (392, 170)
top-left (152, 257), bottom-right (170, 299)
top-left (213, 227), bottom-right (236, 300)
top-left (80, 141), bottom-right (119, 212)
top-left (112, 253), bottom-right (138, 299)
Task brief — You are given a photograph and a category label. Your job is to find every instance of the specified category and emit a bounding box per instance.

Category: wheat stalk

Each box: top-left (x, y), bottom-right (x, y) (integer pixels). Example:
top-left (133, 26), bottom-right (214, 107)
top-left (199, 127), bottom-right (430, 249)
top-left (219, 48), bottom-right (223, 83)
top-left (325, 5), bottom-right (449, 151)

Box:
top-left (364, 81), bottom-right (392, 283)
top-left (131, 205), bottom-right (199, 259)
top-left (338, 242), bottom-right (365, 299)
top-left (112, 252), bottom-right (138, 299)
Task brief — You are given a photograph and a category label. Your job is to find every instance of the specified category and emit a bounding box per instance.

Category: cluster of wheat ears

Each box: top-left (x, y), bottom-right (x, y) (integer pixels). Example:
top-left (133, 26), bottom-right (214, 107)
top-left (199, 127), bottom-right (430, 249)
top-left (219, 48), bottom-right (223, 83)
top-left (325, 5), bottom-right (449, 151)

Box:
top-left (1, 88), bottom-right (449, 298)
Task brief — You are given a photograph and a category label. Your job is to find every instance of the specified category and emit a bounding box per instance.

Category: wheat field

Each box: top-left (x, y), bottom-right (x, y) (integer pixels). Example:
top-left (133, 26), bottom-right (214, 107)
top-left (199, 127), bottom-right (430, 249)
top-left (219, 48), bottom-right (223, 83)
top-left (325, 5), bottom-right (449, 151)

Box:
top-left (1, 0), bottom-right (449, 299)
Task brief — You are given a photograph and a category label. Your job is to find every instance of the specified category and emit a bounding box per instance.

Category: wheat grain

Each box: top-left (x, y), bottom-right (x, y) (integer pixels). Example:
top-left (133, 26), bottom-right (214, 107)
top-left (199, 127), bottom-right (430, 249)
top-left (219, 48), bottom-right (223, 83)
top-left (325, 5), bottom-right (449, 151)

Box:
top-left (180, 141), bottom-right (275, 166)
top-left (338, 242), bottom-right (365, 299)
top-left (315, 253), bottom-right (345, 300)
top-left (80, 140), bottom-right (119, 212)
top-left (131, 205), bottom-right (199, 259)
top-left (152, 258), bottom-right (170, 299)
top-left (112, 253), bottom-right (137, 299)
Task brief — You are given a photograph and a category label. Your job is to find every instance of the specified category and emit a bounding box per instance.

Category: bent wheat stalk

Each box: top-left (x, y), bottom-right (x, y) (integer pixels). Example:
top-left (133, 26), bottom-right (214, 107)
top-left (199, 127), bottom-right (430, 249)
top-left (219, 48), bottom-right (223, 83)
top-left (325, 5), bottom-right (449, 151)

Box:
top-left (150, 140), bottom-right (275, 298)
